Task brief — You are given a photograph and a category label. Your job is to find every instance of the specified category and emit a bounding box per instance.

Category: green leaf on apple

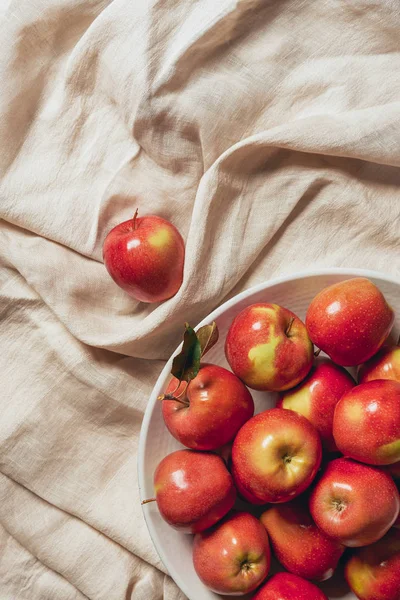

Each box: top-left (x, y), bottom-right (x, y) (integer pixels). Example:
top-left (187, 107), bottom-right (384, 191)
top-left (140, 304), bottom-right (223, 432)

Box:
top-left (197, 321), bottom-right (219, 357)
top-left (171, 323), bottom-right (202, 383)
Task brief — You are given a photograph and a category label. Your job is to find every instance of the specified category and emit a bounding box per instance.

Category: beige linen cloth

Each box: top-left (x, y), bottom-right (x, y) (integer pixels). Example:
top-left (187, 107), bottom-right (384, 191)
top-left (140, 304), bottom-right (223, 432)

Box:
top-left (0, 0), bottom-right (400, 598)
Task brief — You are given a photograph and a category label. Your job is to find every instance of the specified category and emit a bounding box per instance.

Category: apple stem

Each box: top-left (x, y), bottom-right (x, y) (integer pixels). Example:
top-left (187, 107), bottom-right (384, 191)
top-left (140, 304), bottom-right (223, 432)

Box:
top-left (132, 209), bottom-right (139, 230)
top-left (286, 317), bottom-right (295, 337)
top-left (170, 380), bottom-right (183, 396)
top-left (314, 348), bottom-right (321, 357)
top-left (397, 333), bottom-right (400, 346)
top-left (141, 497), bottom-right (156, 505)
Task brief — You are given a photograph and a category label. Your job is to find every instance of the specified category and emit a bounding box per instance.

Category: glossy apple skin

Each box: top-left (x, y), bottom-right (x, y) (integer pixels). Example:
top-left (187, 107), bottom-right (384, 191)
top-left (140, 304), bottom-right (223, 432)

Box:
top-left (305, 278), bottom-right (394, 366)
top-left (333, 380), bottom-right (400, 465)
top-left (153, 450), bottom-right (236, 533)
top-left (103, 214), bottom-right (185, 302)
top-left (232, 408), bottom-right (322, 504)
top-left (277, 359), bottom-right (355, 452)
top-left (162, 364), bottom-right (254, 451)
top-left (309, 458), bottom-right (400, 547)
top-left (260, 499), bottom-right (344, 581)
top-left (225, 303), bottom-right (313, 391)
top-left (253, 572), bottom-right (328, 600)
top-left (358, 346), bottom-right (400, 384)
top-left (345, 528), bottom-right (400, 600)
top-left (193, 512), bottom-right (270, 596)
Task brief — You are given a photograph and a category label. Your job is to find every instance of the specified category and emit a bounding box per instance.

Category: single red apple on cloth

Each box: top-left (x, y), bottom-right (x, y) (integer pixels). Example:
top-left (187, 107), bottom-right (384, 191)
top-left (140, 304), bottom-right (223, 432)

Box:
top-left (161, 364), bottom-right (254, 450)
top-left (358, 345), bottom-right (400, 384)
top-left (333, 379), bottom-right (400, 465)
top-left (253, 572), bottom-right (328, 600)
top-left (147, 449), bottom-right (235, 533)
top-left (232, 408), bottom-right (322, 504)
top-left (277, 358), bottom-right (355, 451)
top-left (260, 498), bottom-right (345, 581)
top-left (225, 303), bottom-right (313, 391)
top-left (193, 511), bottom-right (270, 595)
top-left (345, 528), bottom-right (400, 600)
top-left (310, 457), bottom-right (400, 547)
top-left (305, 278), bottom-right (394, 366)
top-left (103, 211), bottom-right (185, 302)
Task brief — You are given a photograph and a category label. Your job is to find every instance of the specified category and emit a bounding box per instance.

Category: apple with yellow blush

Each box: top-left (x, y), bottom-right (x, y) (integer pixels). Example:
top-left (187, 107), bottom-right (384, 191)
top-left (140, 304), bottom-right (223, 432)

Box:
top-left (103, 211), bottom-right (185, 303)
top-left (260, 499), bottom-right (345, 581)
top-left (305, 278), bottom-right (394, 366)
top-left (345, 528), bottom-right (400, 600)
top-left (193, 512), bottom-right (271, 595)
top-left (333, 379), bottom-right (400, 465)
top-left (277, 358), bottom-right (355, 451)
top-left (231, 408), bottom-right (322, 504)
top-left (225, 303), bottom-right (313, 391)
top-left (358, 345), bottom-right (400, 384)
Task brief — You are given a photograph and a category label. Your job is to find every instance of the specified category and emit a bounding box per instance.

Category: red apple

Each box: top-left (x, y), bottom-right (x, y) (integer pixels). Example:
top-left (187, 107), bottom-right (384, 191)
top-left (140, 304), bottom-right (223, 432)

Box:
top-left (309, 458), bottom-right (400, 547)
top-left (345, 528), bottom-right (400, 600)
top-left (232, 408), bottom-right (322, 504)
top-left (358, 345), bottom-right (400, 384)
top-left (151, 450), bottom-right (235, 533)
top-left (277, 359), bottom-right (355, 451)
top-left (333, 379), bottom-right (400, 465)
top-left (253, 572), bottom-right (328, 600)
top-left (225, 304), bottom-right (313, 391)
top-left (103, 212), bottom-right (184, 302)
top-left (305, 278), bottom-right (394, 366)
top-left (260, 499), bottom-right (344, 581)
top-left (193, 512), bottom-right (270, 595)
top-left (161, 364), bottom-right (254, 450)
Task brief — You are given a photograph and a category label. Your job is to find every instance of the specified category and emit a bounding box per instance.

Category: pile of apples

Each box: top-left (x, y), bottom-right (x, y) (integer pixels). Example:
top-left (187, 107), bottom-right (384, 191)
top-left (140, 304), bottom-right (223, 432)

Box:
top-left (144, 278), bottom-right (400, 600)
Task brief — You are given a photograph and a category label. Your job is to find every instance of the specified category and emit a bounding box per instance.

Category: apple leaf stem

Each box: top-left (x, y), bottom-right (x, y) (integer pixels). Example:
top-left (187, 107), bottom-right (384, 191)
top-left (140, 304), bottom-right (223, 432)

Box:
top-left (141, 497), bottom-right (156, 505)
top-left (167, 379), bottom-right (182, 397)
top-left (157, 381), bottom-right (190, 405)
top-left (314, 348), bottom-right (321, 357)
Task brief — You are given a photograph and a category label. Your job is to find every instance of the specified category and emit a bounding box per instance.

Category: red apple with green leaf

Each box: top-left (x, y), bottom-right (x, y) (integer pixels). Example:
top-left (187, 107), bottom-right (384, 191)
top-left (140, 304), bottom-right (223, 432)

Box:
top-left (225, 303), bottom-right (313, 391)
top-left (309, 458), bottom-right (399, 547)
top-left (260, 499), bottom-right (344, 581)
top-left (160, 322), bottom-right (254, 450)
top-left (358, 345), bottom-right (400, 384)
top-left (345, 528), bottom-right (400, 600)
top-left (253, 572), bottom-right (328, 600)
top-left (193, 511), bottom-right (270, 595)
top-left (277, 358), bottom-right (355, 451)
top-left (333, 379), bottom-right (400, 465)
top-left (162, 364), bottom-right (254, 450)
top-left (103, 211), bottom-right (185, 302)
top-left (145, 449), bottom-right (236, 533)
top-left (232, 408), bottom-right (322, 504)
top-left (306, 278), bottom-right (394, 366)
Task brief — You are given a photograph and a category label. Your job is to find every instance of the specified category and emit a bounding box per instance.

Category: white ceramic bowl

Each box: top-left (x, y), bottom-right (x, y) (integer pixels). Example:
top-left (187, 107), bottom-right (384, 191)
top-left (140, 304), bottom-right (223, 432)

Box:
top-left (138, 268), bottom-right (400, 600)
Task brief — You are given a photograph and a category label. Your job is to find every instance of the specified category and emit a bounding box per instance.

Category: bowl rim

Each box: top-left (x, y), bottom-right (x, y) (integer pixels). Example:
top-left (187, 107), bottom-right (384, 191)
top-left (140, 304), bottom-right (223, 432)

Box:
top-left (137, 267), bottom-right (400, 599)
